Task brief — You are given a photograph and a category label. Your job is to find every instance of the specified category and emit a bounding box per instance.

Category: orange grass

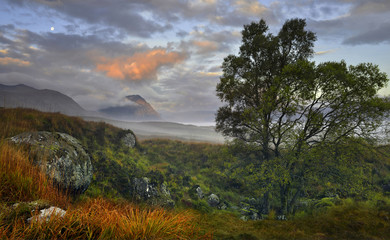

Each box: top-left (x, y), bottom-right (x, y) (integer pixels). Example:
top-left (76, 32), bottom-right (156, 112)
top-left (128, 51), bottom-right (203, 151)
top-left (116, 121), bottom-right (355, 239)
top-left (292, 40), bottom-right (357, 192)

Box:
top-left (0, 142), bottom-right (69, 207)
top-left (3, 198), bottom-right (212, 240)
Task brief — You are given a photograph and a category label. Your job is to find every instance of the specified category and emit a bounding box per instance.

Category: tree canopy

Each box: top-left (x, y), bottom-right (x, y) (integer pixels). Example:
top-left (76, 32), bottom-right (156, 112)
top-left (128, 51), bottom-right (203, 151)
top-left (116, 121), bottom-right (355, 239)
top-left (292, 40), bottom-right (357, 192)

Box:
top-left (215, 18), bottom-right (390, 214)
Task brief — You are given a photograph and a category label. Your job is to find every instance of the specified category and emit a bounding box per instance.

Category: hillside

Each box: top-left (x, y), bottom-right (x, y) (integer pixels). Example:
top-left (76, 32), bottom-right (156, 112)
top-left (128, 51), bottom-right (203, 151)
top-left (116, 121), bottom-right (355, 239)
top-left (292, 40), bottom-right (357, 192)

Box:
top-left (0, 84), bottom-right (88, 116)
top-left (0, 108), bottom-right (389, 239)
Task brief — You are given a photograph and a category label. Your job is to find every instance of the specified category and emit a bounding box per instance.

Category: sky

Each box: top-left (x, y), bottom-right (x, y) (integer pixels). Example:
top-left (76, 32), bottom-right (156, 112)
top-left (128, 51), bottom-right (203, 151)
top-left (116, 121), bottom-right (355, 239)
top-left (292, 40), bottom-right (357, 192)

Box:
top-left (0, 0), bottom-right (389, 124)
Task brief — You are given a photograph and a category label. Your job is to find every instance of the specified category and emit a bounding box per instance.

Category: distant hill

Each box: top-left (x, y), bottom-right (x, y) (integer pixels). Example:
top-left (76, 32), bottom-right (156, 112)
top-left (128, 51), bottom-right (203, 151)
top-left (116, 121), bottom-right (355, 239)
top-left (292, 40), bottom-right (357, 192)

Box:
top-left (83, 116), bottom-right (225, 143)
top-left (0, 84), bottom-right (88, 116)
top-left (99, 95), bottom-right (161, 121)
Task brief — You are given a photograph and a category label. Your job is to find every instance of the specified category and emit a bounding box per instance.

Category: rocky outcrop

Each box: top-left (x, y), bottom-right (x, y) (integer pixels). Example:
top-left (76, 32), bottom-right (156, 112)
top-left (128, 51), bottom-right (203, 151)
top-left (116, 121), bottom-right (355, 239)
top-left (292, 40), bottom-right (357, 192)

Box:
top-left (9, 131), bottom-right (93, 194)
top-left (132, 177), bottom-right (174, 207)
top-left (121, 132), bottom-right (136, 148)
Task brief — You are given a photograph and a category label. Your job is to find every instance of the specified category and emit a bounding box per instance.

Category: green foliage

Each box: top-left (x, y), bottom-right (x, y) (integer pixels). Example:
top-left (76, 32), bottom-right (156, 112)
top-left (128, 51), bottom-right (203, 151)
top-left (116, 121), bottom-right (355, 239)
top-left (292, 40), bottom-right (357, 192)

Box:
top-left (192, 199), bottom-right (213, 214)
top-left (198, 198), bottom-right (390, 239)
top-left (215, 18), bottom-right (390, 214)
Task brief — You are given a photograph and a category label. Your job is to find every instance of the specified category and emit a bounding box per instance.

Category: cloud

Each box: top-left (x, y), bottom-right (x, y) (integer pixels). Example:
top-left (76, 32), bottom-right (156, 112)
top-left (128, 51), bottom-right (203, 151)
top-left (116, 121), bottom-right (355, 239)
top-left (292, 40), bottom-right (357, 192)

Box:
top-left (95, 49), bottom-right (187, 82)
top-left (192, 40), bottom-right (219, 54)
top-left (314, 49), bottom-right (335, 55)
top-left (279, 0), bottom-right (390, 45)
top-left (0, 49), bottom-right (9, 55)
top-left (0, 57), bottom-right (31, 66)
top-left (343, 22), bottom-right (390, 45)
top-left (5, 0), bottom-right (172, 37)
top-left (351, 1), bottom-right (390, 15)
top-left (234, 0), bottom-right (268, 16)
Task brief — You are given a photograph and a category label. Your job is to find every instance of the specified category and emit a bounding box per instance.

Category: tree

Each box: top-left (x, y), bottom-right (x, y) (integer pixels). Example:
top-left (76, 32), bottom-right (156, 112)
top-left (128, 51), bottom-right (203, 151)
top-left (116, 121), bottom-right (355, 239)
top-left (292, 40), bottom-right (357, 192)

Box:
top-left (216, 18), bottom-right (390, 215)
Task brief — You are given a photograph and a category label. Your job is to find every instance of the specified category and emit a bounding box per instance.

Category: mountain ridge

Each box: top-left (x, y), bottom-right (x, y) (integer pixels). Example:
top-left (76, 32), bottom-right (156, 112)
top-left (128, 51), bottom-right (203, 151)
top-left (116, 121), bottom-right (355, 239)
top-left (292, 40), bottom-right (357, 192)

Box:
top-left (0, 83), bottom-right (88, 116)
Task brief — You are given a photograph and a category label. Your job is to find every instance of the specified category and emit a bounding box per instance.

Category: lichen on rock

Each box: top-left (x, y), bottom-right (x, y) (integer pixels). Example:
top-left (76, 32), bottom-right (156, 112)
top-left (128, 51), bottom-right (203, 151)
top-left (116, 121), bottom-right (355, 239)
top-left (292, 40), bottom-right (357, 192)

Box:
top-left (9, 131), bottom-right (93, 194)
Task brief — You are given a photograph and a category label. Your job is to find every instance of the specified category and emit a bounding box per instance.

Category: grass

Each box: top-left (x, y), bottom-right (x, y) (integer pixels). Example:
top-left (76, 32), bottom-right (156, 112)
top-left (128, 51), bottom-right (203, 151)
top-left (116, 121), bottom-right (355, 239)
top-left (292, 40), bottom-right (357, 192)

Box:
top-left (198, 199), bottom-right (390, 240)
top-left (0, 142), bottom-right (69, 207)
top-left (0, 120), bottom-right (212, 239)
top-left (2, 198), bottom-right (212, 240)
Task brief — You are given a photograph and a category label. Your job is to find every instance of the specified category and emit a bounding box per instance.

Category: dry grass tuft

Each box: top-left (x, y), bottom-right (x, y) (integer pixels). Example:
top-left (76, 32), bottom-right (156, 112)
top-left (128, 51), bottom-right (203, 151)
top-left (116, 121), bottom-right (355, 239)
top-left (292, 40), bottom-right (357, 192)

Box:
top-left (2, 198), bottom-right (212, 239)
top-left (0, 142), bottom-right (69, 207)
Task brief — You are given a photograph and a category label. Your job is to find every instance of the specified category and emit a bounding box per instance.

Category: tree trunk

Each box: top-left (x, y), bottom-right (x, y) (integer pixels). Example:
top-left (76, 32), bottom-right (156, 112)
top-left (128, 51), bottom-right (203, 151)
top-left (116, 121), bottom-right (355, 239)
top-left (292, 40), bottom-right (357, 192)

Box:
top-left (263, 191), bottom-right (270, 214)
top-left (279, 184), bottom-right (288, 215)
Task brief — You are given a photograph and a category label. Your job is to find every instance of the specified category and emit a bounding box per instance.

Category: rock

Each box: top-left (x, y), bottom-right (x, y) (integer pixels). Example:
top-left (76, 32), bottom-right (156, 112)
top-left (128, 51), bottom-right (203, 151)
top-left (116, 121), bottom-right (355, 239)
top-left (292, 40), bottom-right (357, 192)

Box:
top-left (121, 132), bottom-right (136, 148)
top-left (132, 177), bottom-right (174, 207)
top-left (195, 186), bottom-right (204, 199)
top-left (189, 185), bottom-right (204, 200)
top-left (133, 177), bottom-right (158, 199)
top-left (207, 194), bottom-right (220, 207)
top-left (9, 131), bottom-right (93, 194)
top-left (27, 206), bottom-right (66, 223)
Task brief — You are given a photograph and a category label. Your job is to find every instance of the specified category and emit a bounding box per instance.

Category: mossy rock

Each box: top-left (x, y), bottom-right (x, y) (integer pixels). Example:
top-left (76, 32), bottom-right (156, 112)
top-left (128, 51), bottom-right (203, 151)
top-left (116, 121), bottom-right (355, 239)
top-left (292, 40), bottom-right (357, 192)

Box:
top-left (9, 131), bottom-right (93, 194)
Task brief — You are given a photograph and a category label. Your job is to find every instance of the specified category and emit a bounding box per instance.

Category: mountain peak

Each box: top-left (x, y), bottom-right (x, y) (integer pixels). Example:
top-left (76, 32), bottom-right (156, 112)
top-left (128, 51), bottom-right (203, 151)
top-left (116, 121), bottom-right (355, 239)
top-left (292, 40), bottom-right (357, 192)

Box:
top-left (126, 95), bottom-right (146, 103)
top-left (100, 94), bottom-right (160, 121)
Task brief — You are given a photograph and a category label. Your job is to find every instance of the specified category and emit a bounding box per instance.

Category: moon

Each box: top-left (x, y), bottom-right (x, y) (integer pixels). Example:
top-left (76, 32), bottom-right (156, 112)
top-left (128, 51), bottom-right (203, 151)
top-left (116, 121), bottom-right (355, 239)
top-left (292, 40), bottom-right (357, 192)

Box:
top-left (50, 27), bottom-right (54, 31)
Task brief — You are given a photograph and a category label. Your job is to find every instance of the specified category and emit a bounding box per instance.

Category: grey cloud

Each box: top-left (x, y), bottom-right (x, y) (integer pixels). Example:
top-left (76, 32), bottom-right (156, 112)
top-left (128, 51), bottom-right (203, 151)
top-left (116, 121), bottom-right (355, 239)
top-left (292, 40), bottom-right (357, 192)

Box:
top-left (5, 0), bottom-right (172, 37)
top-left (343, 22), bottom-right (390, 45)
top-left (178, 27), bottom-right (241, 57)
top-left (351, 0), bottom-right (390, 15)
top-left (275, 0), bottom-right (390, 45)
top-left (176, 30), bottom-right (188, 38)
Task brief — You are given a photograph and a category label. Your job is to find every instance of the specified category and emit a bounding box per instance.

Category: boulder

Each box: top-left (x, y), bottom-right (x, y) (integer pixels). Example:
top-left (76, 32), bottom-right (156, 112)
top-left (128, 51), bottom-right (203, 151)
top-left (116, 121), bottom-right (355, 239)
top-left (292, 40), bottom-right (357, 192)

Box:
top-left (195, 186), bottom-right (204, 199)
top-left (9, 131), bottom-right (93, 194)
top-left (132, 177), bottom-right (174, 207)
top-left (27, 206), bottom-right (66, 223)
top-left (121, 132), bottom-right (136, 148)
top-left (207, 193), bottom-right (220, 207)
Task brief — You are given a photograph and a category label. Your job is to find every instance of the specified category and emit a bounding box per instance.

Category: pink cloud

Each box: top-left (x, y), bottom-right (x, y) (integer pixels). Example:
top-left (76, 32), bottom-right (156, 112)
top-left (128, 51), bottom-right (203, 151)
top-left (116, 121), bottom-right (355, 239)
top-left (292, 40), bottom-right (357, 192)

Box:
top-left (95, 49), bottom-right (186, 81)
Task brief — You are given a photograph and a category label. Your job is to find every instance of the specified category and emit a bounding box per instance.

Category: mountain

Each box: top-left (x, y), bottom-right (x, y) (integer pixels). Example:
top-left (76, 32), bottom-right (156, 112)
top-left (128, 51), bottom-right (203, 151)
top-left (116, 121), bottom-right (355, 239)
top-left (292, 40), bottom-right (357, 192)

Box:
top-left (99, 95), bottom-right (161, 121)
top-left (0, 83), bottom-right (88, 116)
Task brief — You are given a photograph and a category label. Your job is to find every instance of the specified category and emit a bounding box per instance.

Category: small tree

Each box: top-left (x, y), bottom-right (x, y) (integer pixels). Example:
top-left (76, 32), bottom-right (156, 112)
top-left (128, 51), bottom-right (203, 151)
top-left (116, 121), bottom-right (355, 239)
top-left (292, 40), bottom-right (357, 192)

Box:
top-left (216, 18), bottom-right (389, 214)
